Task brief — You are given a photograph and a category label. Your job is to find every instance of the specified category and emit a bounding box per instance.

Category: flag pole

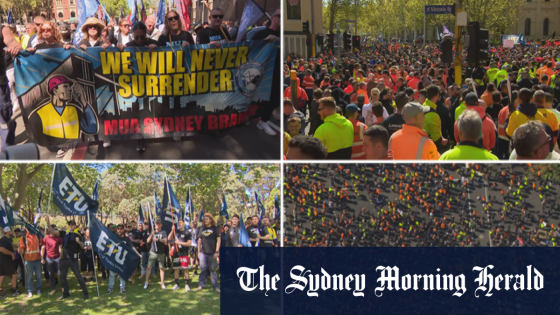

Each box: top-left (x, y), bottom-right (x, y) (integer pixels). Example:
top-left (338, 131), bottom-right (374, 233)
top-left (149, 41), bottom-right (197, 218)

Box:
top-left (110, 186), bottom-right (113, 224)
top-left (88, 211), bottom-right (100, 297)
top-left (46, 164), bottom-right (56, 216)
top-left (165, 174), bottom-right (179, 253)
top-left (148, 201), bottom-right (157, 252)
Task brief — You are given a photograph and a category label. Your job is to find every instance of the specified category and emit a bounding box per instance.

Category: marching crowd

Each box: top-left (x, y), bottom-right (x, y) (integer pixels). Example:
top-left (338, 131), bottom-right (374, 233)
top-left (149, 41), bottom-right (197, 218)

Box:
top-left (284, 164), bottom-right (559, 248)
top-left (283, 41), bottom-right (560, 160)
top-left (0, 212), bottom-right (279, 300)
top-left (0, 7), bottom-right (280, 155)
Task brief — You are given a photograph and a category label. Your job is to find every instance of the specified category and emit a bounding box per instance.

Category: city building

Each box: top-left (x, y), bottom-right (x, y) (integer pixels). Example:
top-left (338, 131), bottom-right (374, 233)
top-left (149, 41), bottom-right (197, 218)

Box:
top-left (283, 0), bottom-right (322, 59)
top-left (512, 0), bottom-right (560, 40)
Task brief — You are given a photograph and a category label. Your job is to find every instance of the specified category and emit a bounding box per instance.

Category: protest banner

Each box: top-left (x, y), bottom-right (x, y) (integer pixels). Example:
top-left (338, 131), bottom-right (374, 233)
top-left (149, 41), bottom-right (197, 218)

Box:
top-left (52, 164), bottom-right (99, 215)
top-left (15, 41), bottom-right (278, 147)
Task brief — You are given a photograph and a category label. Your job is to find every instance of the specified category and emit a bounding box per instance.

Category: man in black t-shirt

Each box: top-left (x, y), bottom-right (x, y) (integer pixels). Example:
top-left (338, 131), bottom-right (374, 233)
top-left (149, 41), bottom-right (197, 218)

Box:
top-left (381, 91), bottom-right (408, 136)
top-left (108, 224), bottom-right (139, 294)
top-left (144, 218), bottom-right (167, 290)
top-left (248, 215), bottom-right (260, 247)
top-left (226, 214), bottom-right (241, 247)
top-left (139, 221), bottom-right (154, 278)
top-left (196, 8), bottom-right (231, 47)
top-left (196, 213), bottom-right (220, 292)
top-left (260, 217), bottom-right (273, 247)
top-left (170, 218), bottom-right (192, 291)
top-left (51, 219), bottom-right (88, 300)
top-left (0, 227), bottom-right (20, 298)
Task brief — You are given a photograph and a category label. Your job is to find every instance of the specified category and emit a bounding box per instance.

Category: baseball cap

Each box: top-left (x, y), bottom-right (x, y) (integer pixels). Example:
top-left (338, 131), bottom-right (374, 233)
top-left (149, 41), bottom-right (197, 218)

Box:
top-left (394, 91), bottom-right (409, 109)
top-left (155, 218), bottom-right (162, 224)
top-left (465, 93), bottom-right (479, 106)
top-left (68, 220), bottom-right (76, 226)
top-left (3, 226), bottom-right (11, 233)
top-left (402, 102), bottom-right (430, 120)
top-left (345, 104), bottom-right (360, 117)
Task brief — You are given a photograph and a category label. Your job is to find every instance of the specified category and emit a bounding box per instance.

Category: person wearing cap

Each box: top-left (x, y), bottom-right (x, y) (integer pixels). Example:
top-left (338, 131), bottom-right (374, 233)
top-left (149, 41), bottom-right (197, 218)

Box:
top-left (313, 96), bottom-right (354, 159)
top-left (78, 17), bottom-right (110, 50)
top-left (506, 88), bottom-right (548, 139)
top-left (59, 23), bottom-right (73, 45)
top-left (381, 91), bottom-right (408, 137)
top-left (47, 218), bottom-right (89, 300)
top-left (345, 104), bottom-right (368, 160)
top-left (452, 93), bottom-right (496, 152)
top-left (441, 110), bottom-right (499, 160)
top-left (0, 226), bottom-right (21, 299)
top-left (28, 74), bottom-right (99, 156)
top-left (145, 15), bottom-right (161, 41)
top-left (423, 85), bottom-right (449, 153)
top-left (144, 218), bottom-right (167, 290)
top-left (388, 101), bottom-right (440, 160)
top-left (19, 226), bottom-right (44, 298)
top-left (42, 217), bottom-right (62, 295)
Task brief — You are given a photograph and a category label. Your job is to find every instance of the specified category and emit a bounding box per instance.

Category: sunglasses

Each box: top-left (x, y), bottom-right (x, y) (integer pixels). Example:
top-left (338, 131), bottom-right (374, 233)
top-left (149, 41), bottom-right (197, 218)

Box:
top-left (88, 26), bottom-right (98, 30)
top-left (212, 15), bottom-right (224, 19)
top-left (122, 24), bottom-right (131, 28)
top-left (35, 23), bottom-right (41, 26)
top-left (134, 35), bottom-right (146, 40)
top-left (168, 16), bottom-right (179, 21)
top-left (41, 28), bottom-right (53, 33)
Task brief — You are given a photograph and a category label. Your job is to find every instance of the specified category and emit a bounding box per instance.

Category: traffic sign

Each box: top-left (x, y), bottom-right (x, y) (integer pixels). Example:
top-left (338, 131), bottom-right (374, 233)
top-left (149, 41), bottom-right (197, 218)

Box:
top-left (425, 5), bottom-right (455, 15)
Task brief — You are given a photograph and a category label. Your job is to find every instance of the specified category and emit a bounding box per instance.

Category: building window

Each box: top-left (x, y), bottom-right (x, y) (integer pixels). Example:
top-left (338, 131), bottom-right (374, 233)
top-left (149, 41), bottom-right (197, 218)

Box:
top-left (70, 0), bottom-right (74, 4)
top-left (286, 0), bottom-right (301, 20)
top-left (525, 18), bottom-right (531, 36)
top-left (70, 11), bottom-right (76, 18)
top-left (58, 12), bottom-right (63, 18)
top-left (543, 18), bottom-right (549, 36)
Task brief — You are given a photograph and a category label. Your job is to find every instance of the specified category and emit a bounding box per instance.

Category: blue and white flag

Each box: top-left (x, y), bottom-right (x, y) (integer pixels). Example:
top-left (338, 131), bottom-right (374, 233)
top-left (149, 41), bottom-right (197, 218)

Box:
top-left (239, 213), bottom-right (252, 247)
top-left (73, 0), bottom-right (87, 46)
top-left (184, 187), bottom-right (192, 228)
top-left (6, 9), bottom-right (13, 25)
top-left (92, 179), bottom-right (99, 201)
top-left (0, 194), bottom-right (8, 228)
top-left (130, 0), bottom-right (138, 26)
top-left (442, 24), bottom-right (454, 38)
top-left (155, 190), bottom-right (173, 234)
top-left (274, 194), bottom-right (279, 220)
top-left (220, 194), bottom-right (229, 219)
top-left (33, 188), bottom-right (43, 226)
top-left (162, 177), bottom-right (181, 230)
top-left (155, 0), bottom-right (165, 26)
top-left (237, 0), bottom-right (266, 42)
top-left (89, 212), bottom-right (140, 281)
top-left (13, 211), bottom-right (44, 238)
top-left (138, 204), bottom-right (144, 225)
top-left (52, 164), bottom-right (99, 216)
top-left (199, 206), bottom-right (204, 222)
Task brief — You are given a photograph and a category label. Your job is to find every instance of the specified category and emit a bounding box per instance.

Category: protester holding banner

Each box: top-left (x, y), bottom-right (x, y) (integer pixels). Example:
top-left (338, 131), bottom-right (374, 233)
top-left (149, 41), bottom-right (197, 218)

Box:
top-left (0, 227), bottom-right (21, 299)
top-left (28, 16), bottom-right (45, 48)
top-left (145, 15), bottom-right (161, 41)
top-left (107, 19), bottom-right (133, 50)
top-left (144, 218), bottom-right (167, 290)
top-left (107, 224), bottom-right (139, 295)
top-left (153, 10), bottom-right (194, 49)
top-left (196, 213), bottom-right (220, 293)
top-left (196, 8), bottom-right (231, 47)
top-left (48, 218), bottom-right (89, 300)
top-left (126, 22), bottom-right (158, 48)
top-left (19, 230), bottom-right (44, 298)
top-left (27, 21), bottom-right (73, 51)
top-left (78, 17), bottom-right (110, 50)
top-left (169, 217), bottom-right (192, 291)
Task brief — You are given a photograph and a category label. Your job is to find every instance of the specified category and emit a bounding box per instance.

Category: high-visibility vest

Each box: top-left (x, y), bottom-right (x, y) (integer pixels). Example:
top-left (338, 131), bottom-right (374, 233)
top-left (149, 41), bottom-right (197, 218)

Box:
top-left (20, 234), bottom-right (42, 262)
top-left (487, 68), bottom-right (499, 84)
top-left (350, 121), bottom-right (367, 160)
top-left (407, 77), bottom-right (421, 100)
top-left (36, 103), bottom-right (81, 139)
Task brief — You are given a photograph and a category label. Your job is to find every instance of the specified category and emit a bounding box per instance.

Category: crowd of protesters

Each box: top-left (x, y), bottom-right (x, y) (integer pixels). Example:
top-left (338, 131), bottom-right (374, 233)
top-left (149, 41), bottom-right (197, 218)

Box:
top-left (0, 212), bottom-right (278, 300)
top-left (0, 7), bottom-right (280, 156)
top-left (283, 40), bottom-right (560, 160)
top-left (284, 164), bottom-right (560, 248)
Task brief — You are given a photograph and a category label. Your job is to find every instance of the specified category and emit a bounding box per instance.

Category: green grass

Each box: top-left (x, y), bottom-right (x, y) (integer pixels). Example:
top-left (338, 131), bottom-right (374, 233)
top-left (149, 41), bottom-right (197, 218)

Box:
top-left (0, 269), bottom-right (220, 315)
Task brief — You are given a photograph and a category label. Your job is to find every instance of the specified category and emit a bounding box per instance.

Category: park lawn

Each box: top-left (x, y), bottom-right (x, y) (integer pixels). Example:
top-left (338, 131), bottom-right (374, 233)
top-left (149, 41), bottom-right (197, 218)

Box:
top-left (0, 269), bottom-right (220, 315)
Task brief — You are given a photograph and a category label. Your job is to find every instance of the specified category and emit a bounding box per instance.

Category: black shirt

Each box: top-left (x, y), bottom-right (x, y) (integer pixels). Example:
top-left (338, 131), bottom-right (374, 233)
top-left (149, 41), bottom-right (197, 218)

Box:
top-left (59, 230), bottom-right (83, 261)
top-left (259, 225), bottom-right (272, 247)
top-left (35, 43), bottom-right (63, 50)
top-left (251, 27), bottom-right (280, 42)
top-left (196, 26), bottom-right (231, 44)
top-left (198, 226), bottom-right (220, 255)
top-left (486, 103), bottom-right (504, 127)
top-left (227, 226), bottom-right (240, 247)
top-left (127, 38), bottom-right (158, 47)
top-left (157, 31), bottom-right (195, 47)
top-left (381, 113), bottom-right (405, 137)
top-left (150, 230), bottom-right (167, 255)
top-left (175, 228), bottom-right (192, 256)
top-left (248, 225), bottom-right (259, 247)
top-left (127, 228), bottom-right (141, 251)
top-left (0, 236), bottom-right (13, 263)
top-left (140, 229), bottom-right (151, 252)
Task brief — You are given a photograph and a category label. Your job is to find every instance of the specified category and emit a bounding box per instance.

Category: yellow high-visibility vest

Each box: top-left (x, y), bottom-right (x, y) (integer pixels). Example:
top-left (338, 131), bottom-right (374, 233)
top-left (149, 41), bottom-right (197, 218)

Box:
top-left (36, 103), bottom-right (80, 139)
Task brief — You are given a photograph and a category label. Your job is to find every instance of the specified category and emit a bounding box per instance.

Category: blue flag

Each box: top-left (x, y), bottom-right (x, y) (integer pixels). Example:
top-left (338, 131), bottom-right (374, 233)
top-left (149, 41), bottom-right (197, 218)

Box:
top-left (184, 187), bottom-right (192, 228)
top-left (238, 213), bottom-right (252, 247)
top-left (0, 195), bottom-right (8, 228)
top-left (156, 0), bottom-right (165, 26)
top-left (255, 192), bottom-right (265, 231)
top-left (138, 204), bottom-right (144, 225)
top-left (236, 0), bottom-right (265, 42)
top-left (199, 206), bottom-right (204, 222)
top-left (6, 9), bottom-right (13, 25)
top-left (220, 194), bottom-right (229, 219)
top-left (519, 33), bottom-right (527, 46)
top-left (154, 191), bottom-right (162, 217)
top-left (73, 0), bottom-right (87, 46)
top-left (13, 211), bottom-right (44, 238)
top-left (162, 177), bottom-right (181, 230)
top-left (120, 7), bottom-right (125, 21)
top-left (130, 0), bottom-right (138, 26)
top-left (92, 179), bottom-right (99, 201)
top-left (52, 164), bottom-right (99, 216)
top-left (89, 212), bottom-right (140, 281)
top-left (274, 194), bottom-right (279, 220)
top-left (140, 0), bottom-right (147, 22)
top-left (33, 188), bottom-right (43, 227)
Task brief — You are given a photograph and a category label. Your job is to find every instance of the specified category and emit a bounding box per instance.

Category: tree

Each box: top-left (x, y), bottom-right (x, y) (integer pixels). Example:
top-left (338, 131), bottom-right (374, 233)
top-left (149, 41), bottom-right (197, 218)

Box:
top-left (101, 0), bottom-right (130, 19)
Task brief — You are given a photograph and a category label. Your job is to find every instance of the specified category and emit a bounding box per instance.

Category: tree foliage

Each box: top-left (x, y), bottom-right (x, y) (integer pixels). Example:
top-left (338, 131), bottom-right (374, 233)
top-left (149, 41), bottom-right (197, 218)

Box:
top-left (0, 163), bottom-right (280, 227)
top-left (323, 0), bottom-right (526, 39)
